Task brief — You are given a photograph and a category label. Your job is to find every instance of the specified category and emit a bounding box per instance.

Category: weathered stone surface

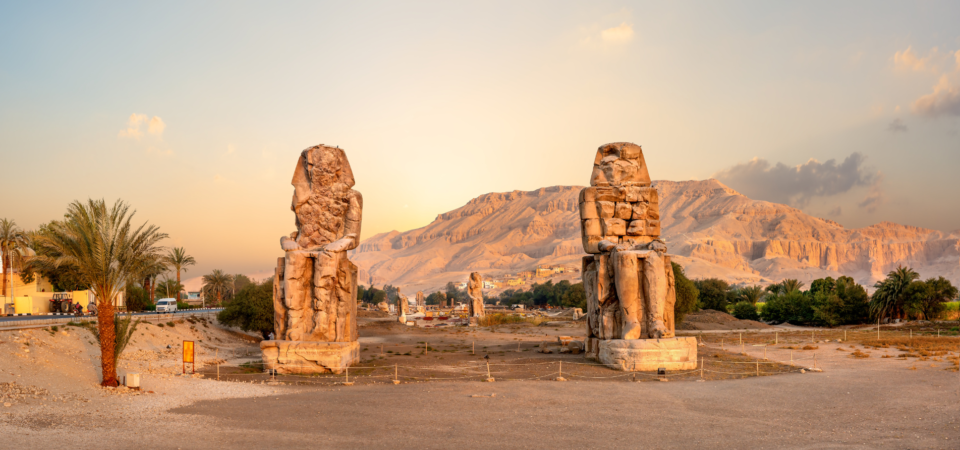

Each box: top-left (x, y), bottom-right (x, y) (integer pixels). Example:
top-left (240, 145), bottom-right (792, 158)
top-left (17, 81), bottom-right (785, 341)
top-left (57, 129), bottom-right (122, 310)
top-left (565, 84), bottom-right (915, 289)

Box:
top-left (579, 202), bottom-right (599, 219)
top-left (266, 144), bottom-right (363, 373)
top-left (589, 143), bottom-right (652, 187)
top-left (467, 272), bottom-right (485, 317)
top-left (416, 291), bottom-right (425, 307)
top-left (260, 340), bottom-right (359, 374)
top-left (601, 219), bottom-right (626, 236)
top-left (626, 220), bottom-right (645, 236)
top-left (582, 219), bottom-right (602, 236)
top-left (614, 202), bottom-right (632, 219)
top-left (597, 338), bottom-right (697, 372)
top-left (596, 201), bottom-right (615, 219)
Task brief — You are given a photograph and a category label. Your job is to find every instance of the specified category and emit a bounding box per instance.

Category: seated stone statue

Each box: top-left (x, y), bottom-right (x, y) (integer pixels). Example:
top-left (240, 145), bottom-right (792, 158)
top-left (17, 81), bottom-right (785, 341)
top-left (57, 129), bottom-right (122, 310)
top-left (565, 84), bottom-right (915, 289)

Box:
top-left (273, 144), bottom-right (362, 344)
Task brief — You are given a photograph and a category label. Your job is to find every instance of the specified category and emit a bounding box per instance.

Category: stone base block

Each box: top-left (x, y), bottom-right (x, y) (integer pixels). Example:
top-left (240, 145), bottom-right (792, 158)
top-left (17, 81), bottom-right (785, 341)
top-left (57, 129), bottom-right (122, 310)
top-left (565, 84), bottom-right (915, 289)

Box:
top-left (260, 340), bottom-right (359, 375)
top-left (598, 337), bottom-right (697, 372)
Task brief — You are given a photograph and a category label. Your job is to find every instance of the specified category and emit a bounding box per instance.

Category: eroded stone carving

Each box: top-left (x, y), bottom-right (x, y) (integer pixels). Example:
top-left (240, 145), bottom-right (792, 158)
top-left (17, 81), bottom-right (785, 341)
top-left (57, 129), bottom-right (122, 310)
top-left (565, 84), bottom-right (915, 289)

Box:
top-left (467, 272), bottom-right (485, 318)
top-left (579, 142), bottom-right (695, 371)
top-left (262, 144), bottom-right (363, 374)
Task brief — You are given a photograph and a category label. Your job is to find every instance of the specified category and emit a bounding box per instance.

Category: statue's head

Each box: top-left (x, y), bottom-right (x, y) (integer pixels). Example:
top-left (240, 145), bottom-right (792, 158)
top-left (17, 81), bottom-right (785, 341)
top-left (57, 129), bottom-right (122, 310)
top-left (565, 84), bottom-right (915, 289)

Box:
top-left (290, 144), bottom-right (355, 211)
top-left (470, 272), bottom-right (482, 283)
top-left (589, 142), bottom-right (651, 187)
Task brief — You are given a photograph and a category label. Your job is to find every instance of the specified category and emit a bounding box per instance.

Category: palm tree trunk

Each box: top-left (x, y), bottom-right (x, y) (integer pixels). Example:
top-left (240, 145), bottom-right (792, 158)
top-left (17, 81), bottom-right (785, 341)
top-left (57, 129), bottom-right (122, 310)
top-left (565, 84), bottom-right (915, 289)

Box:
top-left (176, 270), bottom-right (181, 302)
top-left (2, 254), bottom-right (8, 298)
top-left (96, 288), bottom-right (118, 387)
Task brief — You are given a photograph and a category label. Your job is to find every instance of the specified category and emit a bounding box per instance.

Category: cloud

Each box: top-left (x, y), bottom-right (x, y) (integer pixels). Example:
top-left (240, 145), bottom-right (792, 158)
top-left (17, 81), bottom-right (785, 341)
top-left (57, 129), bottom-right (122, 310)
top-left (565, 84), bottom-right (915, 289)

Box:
top-left (600, 23), bottom-right (634, 43)
top-left (225, 144), bottom-right (236, 156)
top-left (118, 113), bottom-right (165, 139)
top-left (118, 113), bottom-right (148, 139)
top-left (887, 118), bottom-right (908, 132)
top-left (956, 50), bottom-right (960, 71)
top-left (147, 116), bottom-right (165, 136)
top-left (828, 206), bottom-right (842, 217)
top-left (858, 176), bottom-right (886, 213)
top-left (893, 46), bottom-right (938, 72)
top-left (912, 75), bottom-right (960, 117)
top-left (713, 153), bottom-right (878, 207)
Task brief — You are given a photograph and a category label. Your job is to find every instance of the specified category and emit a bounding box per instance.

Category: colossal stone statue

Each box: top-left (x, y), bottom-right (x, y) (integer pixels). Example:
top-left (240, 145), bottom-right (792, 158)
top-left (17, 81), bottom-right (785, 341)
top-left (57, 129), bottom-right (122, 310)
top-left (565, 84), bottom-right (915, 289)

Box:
top-left (415, 291), bottom-right (425, 313)
top-left (467, 272), bottom-right (484, 318)
top-left (579, 142), bottom-right (696, 371)
top-left (261, 144), bottom-right (362, 374)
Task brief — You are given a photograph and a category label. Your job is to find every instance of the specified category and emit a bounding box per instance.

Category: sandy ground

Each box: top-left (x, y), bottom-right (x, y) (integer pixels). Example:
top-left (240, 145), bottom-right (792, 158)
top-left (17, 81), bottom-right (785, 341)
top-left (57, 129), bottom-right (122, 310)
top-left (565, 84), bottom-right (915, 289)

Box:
top-left (0, 315), bottom-right (957, 449)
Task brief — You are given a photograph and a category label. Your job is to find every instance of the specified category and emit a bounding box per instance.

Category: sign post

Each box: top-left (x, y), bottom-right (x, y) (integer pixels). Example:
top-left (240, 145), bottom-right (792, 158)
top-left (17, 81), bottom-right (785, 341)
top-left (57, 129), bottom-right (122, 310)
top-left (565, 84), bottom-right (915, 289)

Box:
top-left (183, 340), bottom-right (195, 374)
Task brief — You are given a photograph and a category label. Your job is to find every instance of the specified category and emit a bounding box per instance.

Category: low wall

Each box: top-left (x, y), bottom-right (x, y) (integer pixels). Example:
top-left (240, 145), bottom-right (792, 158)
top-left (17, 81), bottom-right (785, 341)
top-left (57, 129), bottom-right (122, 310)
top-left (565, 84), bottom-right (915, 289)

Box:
top-left (0, 310), bottom-right (221, 331)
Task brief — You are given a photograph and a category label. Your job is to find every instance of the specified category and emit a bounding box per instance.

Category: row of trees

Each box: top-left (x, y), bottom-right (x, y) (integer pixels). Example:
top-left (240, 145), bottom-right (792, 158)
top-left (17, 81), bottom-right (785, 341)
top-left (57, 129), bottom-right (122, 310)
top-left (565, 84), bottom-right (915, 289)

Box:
top-left (695, 266), bottom-right (958, 326)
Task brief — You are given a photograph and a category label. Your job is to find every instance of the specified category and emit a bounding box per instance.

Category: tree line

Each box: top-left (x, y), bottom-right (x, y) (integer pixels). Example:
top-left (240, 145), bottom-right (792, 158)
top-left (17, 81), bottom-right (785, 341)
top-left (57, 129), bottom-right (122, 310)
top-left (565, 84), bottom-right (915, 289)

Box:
top-left (693, 265), bottom-right (958, 326)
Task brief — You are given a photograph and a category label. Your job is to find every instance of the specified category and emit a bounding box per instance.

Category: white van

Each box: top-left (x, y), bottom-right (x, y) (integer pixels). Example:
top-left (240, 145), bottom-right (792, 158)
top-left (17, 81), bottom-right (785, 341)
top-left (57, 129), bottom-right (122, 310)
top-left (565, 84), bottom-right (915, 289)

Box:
top-left (155, 298), bottom-right (178, 313)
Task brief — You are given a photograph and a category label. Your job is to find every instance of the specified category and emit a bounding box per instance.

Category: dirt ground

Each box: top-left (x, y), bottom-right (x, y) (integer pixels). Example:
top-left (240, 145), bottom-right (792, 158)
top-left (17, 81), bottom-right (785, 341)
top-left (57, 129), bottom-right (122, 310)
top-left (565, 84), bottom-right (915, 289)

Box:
top-left (0, 314), bottom-right (957, 449)
top-left (677, 309), bottom-right (772, 330)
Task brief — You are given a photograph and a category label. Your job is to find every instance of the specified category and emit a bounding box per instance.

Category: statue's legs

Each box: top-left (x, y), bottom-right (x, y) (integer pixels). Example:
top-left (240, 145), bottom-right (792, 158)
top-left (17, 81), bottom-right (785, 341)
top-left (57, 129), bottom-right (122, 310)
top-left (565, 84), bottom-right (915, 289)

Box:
top-left (311, 250), bottom-right (340, 341)
top-left (613, 250), bottom-right (643, 340)
top-left (642, 252), bottom-right (668, 339)
top-left (283, 251), bottom-right (313, 341)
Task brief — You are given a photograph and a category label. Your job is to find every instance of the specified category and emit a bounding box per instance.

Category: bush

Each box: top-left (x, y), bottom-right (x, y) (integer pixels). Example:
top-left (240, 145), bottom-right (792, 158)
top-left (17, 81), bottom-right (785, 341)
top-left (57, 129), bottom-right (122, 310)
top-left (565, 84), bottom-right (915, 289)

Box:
top-left (124, 284), bottom-right (151, 312)
top-left (672, 262), bottom-right (699, 324)
top-left (218, 279), bottom-right (274, 339)
top-left (731, 301), bottom-right (760, 321)
top-left (176, 301), bottom-right (193, 310)
top-left (694, 278), bottom-right (731, 312)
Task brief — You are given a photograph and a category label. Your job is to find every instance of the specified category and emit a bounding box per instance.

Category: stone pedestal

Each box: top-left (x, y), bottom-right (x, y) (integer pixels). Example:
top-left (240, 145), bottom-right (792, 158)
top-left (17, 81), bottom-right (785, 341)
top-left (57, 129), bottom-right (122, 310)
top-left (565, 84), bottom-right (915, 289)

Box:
top-left (260, 340), bottom-right (360, 374)
top-left (597, 337), bottom-right (697, 372)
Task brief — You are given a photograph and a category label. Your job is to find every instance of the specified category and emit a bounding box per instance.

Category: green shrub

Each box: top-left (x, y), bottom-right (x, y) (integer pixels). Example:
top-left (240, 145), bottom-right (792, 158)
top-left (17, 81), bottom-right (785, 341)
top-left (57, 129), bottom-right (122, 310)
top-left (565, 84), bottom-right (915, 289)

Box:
top-left (731, 302), bottom-right (760, 321)
top-left (672, 262), bottom-right (699, 324)
top-left (218, 279), bottom-right (275, 339)
top-left (124, 284), bottom-right (151, 312)
top-left (694, 278), bottom-right (732, 312)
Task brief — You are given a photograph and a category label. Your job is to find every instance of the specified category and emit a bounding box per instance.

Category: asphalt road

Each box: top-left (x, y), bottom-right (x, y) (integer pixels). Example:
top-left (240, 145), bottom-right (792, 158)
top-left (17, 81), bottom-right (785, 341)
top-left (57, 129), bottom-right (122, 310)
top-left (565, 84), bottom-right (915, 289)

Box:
top-left (0, 308), bottom-right (223, 322)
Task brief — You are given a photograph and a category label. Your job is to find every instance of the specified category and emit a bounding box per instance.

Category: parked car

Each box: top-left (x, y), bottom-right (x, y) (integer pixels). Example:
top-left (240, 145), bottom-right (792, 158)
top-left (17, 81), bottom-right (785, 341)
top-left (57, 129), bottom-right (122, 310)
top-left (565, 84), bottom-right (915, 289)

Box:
top-left (155, 298), bottom-right (178, 313)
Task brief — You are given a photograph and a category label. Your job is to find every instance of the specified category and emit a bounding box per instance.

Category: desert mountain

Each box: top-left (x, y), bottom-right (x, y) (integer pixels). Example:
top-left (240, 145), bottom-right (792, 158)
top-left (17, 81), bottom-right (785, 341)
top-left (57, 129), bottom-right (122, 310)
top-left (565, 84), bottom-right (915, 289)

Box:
top-left (350, 180), bottom-right (960, 294)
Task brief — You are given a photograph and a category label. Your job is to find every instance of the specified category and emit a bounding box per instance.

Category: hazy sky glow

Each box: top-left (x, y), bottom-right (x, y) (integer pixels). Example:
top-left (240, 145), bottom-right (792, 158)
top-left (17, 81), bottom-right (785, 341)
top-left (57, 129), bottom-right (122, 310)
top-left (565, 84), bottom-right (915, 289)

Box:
top-left (2, 1), bottom-right (959, 280)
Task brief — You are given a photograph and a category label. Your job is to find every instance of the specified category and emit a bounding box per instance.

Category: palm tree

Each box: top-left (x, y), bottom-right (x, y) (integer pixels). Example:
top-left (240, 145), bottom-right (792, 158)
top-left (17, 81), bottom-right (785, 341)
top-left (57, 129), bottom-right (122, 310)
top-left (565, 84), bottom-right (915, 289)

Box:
top-left (781, 279), bottom-right (804, 294)
top-left (137, 255), bottom-right (169, 303)
top-left (737, 285), bottom-right (764, 305)
top-left (1, 218), bottom-right (30, 300)
top-left (163, 247), bottom-right (195, 303)
top-left (870, 265), bottom-right (919, 321)
top-left (154, 273), bottom-right (183, 299)
top-left (29, 199), bottom-right (166, 386)
top-left (202, 269), bottom-right (233, 306)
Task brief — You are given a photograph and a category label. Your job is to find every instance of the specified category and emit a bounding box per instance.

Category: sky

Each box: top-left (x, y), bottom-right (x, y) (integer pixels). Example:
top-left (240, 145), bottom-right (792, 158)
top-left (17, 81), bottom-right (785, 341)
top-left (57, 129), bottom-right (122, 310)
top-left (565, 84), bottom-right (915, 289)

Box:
top-left (2, 1), bottom-right (959, 281)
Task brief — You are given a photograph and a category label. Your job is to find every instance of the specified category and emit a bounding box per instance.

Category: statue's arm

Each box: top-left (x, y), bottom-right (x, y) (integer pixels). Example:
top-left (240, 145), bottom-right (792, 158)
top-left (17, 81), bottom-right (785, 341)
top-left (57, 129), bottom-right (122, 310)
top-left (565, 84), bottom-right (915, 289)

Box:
top-left (324, 190), bottom-right (363, 253)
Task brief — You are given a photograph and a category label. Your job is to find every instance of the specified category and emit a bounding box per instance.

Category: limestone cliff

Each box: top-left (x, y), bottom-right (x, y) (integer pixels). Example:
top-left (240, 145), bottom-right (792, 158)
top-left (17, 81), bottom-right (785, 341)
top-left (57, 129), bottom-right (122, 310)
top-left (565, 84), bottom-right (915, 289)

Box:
top-left (351, 180), bottom-right (959, 293)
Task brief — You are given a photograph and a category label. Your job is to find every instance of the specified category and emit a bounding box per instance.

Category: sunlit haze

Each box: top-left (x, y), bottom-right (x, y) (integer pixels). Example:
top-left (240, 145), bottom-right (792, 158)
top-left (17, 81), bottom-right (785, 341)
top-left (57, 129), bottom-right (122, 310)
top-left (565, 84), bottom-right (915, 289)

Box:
top-left (2, 1), bottom-right (959, 283)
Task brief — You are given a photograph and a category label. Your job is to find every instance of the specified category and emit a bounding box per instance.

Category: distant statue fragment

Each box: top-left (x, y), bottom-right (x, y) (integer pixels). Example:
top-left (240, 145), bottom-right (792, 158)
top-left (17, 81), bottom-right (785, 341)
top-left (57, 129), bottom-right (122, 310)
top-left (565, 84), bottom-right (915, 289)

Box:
top-left (579, 142), bottom-right (696, 371)
top-left (416, 291), bottom-right (425, 314)
top-left (397, 289), bottom-right (409, 323)
top-left (261, 144), bottom-right (363, 374)
top-left (467, 272), bottom-right (485, 318)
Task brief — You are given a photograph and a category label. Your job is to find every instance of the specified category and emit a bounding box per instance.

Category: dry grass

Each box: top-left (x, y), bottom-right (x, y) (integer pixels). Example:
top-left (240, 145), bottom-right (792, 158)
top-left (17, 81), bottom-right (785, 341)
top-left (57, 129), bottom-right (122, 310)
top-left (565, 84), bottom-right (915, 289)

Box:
top-left (849, 349), bottom-right (870, 359)
top-left (860, 337), bottom-right (959, 356)
top-left (478, 314), bottom-right (547, 327)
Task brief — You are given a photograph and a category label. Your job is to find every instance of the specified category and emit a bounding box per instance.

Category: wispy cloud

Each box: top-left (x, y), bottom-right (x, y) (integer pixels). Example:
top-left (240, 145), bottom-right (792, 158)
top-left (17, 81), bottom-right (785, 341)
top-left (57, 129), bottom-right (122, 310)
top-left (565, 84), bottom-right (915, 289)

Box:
top-left (912, 75), bottom-right (960, 117)
top-left (118, 113), bottom-right (166, 139)
top-left (893, 46), bottom-right (939, 72)
top-left (858, 175), bottom-right (886, 213)
top-left (886, 118), bottom-right (908, 132)
top-left (713, 153), bottom-right (878, 208)
top-left (225, 144), bottom-right (236, 156)
top-left (600, 23), bottom-right (633, 44)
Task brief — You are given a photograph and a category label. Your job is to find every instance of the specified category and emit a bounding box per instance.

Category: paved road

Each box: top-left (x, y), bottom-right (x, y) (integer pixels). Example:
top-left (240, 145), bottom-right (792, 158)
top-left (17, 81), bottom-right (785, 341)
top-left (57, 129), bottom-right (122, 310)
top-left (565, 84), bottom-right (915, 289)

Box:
top-left (0, 308), bottom-right (223, 323)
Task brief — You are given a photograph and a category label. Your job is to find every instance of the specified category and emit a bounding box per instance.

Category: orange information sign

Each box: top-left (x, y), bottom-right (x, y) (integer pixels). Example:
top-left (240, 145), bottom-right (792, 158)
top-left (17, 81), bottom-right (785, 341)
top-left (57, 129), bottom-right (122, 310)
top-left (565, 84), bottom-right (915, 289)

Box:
top-left (183, 340), bottom-right (195, 374)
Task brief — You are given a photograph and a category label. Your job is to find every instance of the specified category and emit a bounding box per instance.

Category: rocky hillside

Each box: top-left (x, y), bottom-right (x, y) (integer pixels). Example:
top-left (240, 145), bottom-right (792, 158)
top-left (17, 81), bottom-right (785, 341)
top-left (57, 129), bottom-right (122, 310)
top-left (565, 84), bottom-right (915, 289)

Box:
top-left (350, 180), bottom-right (960, 294)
